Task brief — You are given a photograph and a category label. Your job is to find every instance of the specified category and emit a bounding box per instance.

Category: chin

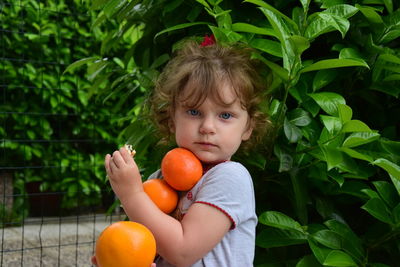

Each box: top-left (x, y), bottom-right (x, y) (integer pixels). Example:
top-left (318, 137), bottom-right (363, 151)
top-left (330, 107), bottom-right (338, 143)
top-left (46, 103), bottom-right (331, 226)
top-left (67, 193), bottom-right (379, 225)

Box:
top-left (194, 153), bottom-right (217, 163)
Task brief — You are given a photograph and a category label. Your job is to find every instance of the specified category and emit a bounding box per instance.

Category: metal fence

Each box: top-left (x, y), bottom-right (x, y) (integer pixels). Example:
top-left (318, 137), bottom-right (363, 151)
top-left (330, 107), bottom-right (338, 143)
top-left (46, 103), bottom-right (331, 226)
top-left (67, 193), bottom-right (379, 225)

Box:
top-left (1, 1), bottom-right (121, 266)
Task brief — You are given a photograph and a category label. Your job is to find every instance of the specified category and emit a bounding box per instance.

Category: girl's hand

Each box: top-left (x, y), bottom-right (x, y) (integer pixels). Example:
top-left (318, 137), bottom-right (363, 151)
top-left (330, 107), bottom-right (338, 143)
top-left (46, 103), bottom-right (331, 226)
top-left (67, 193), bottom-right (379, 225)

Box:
top-left (104, 147), bottom-right (143, 203)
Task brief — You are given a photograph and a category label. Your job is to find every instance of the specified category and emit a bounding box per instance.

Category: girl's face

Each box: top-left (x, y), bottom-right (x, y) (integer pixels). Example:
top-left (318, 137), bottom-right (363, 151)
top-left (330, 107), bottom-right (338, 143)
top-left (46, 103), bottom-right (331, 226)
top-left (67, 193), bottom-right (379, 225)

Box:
top-left (171, 83), bottom-right (253, 163)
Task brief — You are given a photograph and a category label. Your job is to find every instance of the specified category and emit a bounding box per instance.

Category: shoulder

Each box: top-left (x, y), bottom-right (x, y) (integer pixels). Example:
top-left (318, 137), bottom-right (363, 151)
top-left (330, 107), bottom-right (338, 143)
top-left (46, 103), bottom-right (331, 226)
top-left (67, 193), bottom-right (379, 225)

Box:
top-left (208, 161), bottom-right (251, 179)
top-left (201, 161), bottom-right (253, 188)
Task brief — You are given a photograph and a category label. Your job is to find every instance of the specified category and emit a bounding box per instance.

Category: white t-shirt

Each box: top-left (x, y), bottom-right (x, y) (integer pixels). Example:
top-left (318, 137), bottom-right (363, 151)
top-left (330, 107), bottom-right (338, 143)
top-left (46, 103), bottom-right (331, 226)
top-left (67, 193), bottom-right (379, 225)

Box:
top-left (151, 161), bottom-right (257, 267)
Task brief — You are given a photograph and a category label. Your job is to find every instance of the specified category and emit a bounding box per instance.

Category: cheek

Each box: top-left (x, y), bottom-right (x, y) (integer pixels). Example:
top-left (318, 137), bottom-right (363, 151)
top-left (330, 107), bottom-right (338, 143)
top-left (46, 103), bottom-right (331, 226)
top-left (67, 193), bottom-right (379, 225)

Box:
top-left (173, 122), bottom-right (187, 140)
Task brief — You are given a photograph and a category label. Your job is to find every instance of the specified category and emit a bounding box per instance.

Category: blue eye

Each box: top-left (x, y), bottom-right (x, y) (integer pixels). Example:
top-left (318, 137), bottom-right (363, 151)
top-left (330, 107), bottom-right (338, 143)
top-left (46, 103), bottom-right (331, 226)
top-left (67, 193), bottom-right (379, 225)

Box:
top-left (187, 109), bottom-right (200, 116)
top-left (220, 112), bottom-right (232, 119)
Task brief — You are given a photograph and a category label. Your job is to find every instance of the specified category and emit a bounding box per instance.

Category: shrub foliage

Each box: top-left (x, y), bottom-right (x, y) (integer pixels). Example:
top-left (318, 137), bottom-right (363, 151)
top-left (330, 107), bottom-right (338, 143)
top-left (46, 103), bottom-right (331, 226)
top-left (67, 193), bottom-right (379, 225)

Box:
top-left (76, 0), bottom-right (399, 266)
top-left (1, 0), bottom-right (123, 218)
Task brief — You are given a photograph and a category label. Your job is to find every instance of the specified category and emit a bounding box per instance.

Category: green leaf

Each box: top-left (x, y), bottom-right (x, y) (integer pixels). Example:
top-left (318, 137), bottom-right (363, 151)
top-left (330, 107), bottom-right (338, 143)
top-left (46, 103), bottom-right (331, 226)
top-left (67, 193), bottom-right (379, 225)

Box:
top-left (324, 220), bottom-right (365, 262)
top-left (250, 38), bottom-right (282, 57)
top-left (323, 250), bottom-right (357, 266)
top-left (113, 57), bottom-right (125, 69)
top-left (209, 26), bottom-right (243, 43)
top-left (87, 59), bottom-right (109, 82)
top-left (372, 158), bottom-right (400, 183)
top-left (313, 69), bottom-right (338, 91)
top-left (258, 7), bottom-right (296, 71)
top-left (300, 0), bottom-right (311, 12)
top-left (362, 188), bottom-right (380, 199)
top-left (379, 10), bottom-right (400, 42)
top-left (154, 22), bottom-right (210, 40)
top-left (373, 54), bottom-right (400, 81)
top-left (337, 104), bottom-right (352, 123)
top-left (389, 174), bottom-right (400, 197)
top-left (256, 228), bottom-right (307, 248)
top-left (214, 6), bottom-right (232, 30)
top-left (383, 74), bottom-right (400, 81)
top-left (302, 120), bottom-right (321, 143)
top-left (309, 92), bottom-right (346, 116)
top-left (361, 198), bottom-right (394, 224)
top-left (373, 181), bottom-right (400, 209)
top-left (290, 168), bottom-right (309, 225)
top-left (63, 57), bottom-right (98, 74)
top-left (320, 115), bottom-right (342, 135)
top-left (252, 53), bottom-right (289, 81)
top-left (305, 12), bottom-right (348, 40)
top-left (383, 0), bottom-right (393, 13)
top-left (284, 118), bottom-right (303, 143)
top-left (258, 211), bottom-right (305, 233)
top-left (356, 4), bottom-right (384, 24)
top-left (341, 120), bottom-right (372, 133)
top-left (289, 35), bottom-right (310, 55)
top-left (288, 108), bottom-right (312, 126)
top-left (320, 144), bottom-right (344, 171)
top-left (340, 147), bottom-right (374, 162)
top-left (231, 22), bottom-right (276, 36)
top-left (274, 145), bottom-right (293, 172)
top-left (150, 54), bottom-right (170, 69)
top-left (195, 0), bottom-right (211, 9)
top-left (342, 132), bottom-right (380, 147)
top-left (245, 0), bottom-right (299, 32)
top-left (91, 13), bottom-right (107, 29)
top-left (91, 0), bottom-right (108, 10)
top-left (308, 238), bottom-right (331, 264)
top-left (312, 230), bottom-right (342, 249)
top-left (380, 54), bottom-right (400, 68)
top-left (301, 58), bottom-right (369, 73)
top-left (339, 48), bottom-right (366, 63)
top-left (319, 13), bottom-right (350, 38)
top-left (324, 4), bottom-right (359, 18)
top-left (329, 171), bottom-right (345, 187)
top-left (103, 0), bottom-right (127, 19)
top-left (269, 99), bottom-right (281, 119)
top-left (296, 255), bottom-right (321, 267)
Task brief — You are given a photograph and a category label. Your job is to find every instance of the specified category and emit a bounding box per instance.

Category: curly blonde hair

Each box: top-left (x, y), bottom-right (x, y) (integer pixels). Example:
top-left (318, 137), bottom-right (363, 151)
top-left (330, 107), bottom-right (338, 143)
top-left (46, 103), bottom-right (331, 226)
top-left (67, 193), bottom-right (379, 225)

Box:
top-left (149, 40), bottom-right (270, 150)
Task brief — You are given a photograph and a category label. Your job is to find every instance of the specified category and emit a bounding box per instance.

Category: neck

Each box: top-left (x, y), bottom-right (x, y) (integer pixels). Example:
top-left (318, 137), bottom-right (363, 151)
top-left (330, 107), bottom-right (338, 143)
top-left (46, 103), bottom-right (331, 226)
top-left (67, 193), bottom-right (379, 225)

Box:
top-left (202, 160), bottom-right (228, 174)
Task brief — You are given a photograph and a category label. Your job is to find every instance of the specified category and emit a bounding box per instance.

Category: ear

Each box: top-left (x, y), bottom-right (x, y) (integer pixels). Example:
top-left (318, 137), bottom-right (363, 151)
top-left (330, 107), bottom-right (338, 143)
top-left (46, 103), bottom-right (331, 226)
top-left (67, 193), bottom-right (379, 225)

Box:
top-left (242, 121), bottom-right (253, 141)
top-left (168, 118), bottom-right (175, 133)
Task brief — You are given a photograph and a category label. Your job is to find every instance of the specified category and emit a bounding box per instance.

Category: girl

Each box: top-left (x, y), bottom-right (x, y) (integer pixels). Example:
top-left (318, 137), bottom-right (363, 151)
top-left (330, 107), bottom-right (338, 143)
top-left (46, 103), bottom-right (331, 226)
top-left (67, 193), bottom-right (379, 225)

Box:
top-left (104, 38), bottom-right (269, 267)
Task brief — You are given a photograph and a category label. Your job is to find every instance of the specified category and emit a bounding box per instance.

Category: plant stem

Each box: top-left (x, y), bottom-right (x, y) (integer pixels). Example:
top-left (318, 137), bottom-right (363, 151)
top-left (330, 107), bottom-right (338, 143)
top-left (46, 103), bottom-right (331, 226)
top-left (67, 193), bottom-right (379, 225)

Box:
top-left (367, 228), bottom-right (400, 251)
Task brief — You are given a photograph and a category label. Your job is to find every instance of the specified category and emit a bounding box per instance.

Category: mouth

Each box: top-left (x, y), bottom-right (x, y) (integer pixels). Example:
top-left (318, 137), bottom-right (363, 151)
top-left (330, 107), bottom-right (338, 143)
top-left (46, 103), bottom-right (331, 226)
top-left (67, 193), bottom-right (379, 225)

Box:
top-left (195, 142), bottom-right (217, 148)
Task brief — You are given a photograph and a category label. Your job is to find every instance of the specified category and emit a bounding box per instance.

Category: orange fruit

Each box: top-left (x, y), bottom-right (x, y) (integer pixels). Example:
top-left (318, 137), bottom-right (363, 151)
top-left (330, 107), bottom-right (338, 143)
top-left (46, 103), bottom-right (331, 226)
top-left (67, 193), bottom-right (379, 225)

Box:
top-left (161, 148), bottom-right (203, 191)
top-left (143, 179), bottom-right (178, 213)
top-left (95, 221), bottom-right (156, 267)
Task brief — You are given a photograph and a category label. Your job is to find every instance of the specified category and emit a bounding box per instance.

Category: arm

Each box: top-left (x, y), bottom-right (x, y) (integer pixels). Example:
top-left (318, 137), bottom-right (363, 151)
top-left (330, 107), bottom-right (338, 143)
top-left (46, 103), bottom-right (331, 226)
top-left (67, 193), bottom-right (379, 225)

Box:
top-left (105, 147), bottom-right (231, 267)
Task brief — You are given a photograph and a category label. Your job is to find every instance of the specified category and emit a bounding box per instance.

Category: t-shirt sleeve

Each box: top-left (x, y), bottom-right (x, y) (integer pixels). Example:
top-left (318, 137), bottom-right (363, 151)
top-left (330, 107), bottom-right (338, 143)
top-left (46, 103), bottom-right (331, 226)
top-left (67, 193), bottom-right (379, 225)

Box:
top-left (147, 169), bottom-right (162, 180)
top-left (194, 162), bottom-right (255, 229)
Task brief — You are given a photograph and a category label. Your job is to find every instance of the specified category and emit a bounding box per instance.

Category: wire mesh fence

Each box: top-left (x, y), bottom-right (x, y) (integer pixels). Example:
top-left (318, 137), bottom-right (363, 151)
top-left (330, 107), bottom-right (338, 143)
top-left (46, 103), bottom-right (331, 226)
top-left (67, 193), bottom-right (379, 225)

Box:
top-left (1, 1), bottom-right (123, 266)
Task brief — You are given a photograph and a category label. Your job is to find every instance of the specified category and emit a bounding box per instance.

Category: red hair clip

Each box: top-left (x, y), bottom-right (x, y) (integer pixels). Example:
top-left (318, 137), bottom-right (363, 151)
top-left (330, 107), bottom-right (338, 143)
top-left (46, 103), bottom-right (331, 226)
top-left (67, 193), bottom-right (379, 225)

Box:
top-left (200, 34), bottom-right (216, 47)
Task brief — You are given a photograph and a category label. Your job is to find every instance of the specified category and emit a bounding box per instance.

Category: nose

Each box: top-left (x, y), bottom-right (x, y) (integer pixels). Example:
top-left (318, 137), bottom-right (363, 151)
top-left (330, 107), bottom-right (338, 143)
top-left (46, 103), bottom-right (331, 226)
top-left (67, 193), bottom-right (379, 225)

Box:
top-left (199, 115), bottom-right (216, 135)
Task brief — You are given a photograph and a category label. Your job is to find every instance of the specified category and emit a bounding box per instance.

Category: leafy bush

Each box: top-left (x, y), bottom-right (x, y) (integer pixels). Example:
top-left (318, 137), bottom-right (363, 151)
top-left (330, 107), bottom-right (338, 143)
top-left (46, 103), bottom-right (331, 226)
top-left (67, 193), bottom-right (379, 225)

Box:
top-left (0, 0), bottom-right (124, 217)
top-left (82, 0), bottom-right (400, 266)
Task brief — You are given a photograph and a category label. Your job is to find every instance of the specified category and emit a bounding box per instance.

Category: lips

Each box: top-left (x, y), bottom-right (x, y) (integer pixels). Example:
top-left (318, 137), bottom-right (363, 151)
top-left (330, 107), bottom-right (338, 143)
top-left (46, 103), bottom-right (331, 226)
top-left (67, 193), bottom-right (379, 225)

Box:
top-left (195, 142), bottom-right (217, 148)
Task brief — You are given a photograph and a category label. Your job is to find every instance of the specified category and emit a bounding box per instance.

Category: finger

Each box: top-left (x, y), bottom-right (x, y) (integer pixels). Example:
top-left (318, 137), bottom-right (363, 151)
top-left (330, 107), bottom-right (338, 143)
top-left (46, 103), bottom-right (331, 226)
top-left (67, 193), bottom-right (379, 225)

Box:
top-left (109, 158), bottom-right (118, 173)
top-left (104, 154), bottom-right (112, 175)
top-left (120, 146), bottom-right (134, 164)
top-left (91, 255), bottom-right (97, 265)
top-left (112, 151), bottom-right (125, 167)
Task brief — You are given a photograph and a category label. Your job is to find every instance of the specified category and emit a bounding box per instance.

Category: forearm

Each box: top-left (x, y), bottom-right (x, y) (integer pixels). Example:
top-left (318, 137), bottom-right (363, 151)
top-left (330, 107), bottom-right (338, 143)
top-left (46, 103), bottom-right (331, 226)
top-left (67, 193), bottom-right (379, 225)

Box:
top-left (105, 148), bottom-right (209, 266)
top-left (120, 192), bottom-right (195, 266)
